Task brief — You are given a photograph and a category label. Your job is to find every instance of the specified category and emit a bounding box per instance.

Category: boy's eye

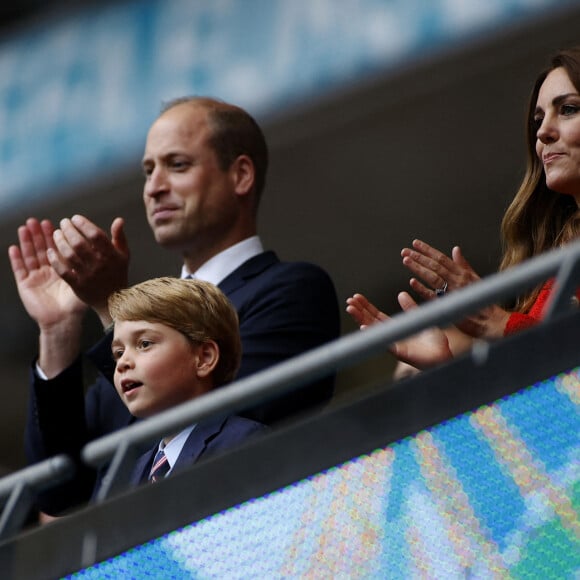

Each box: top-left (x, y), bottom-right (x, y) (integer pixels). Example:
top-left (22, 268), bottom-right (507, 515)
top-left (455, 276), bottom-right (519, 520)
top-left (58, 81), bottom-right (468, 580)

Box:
top-left (138, 339), bottom-right (152, 349)
top-left (112, 349), bottom-right (124, 361)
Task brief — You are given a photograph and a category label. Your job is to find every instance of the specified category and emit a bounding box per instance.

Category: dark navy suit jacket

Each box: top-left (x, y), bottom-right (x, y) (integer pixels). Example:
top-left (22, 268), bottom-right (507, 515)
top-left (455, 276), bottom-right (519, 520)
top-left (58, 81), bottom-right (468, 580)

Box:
top-left (26, 251), bottom-right (340, 514)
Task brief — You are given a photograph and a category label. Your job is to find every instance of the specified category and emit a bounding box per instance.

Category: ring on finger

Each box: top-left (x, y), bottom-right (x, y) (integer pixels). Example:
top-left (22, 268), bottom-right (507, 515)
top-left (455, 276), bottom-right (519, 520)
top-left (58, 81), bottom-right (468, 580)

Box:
top-left (435, 281), bottom-right (448, 297)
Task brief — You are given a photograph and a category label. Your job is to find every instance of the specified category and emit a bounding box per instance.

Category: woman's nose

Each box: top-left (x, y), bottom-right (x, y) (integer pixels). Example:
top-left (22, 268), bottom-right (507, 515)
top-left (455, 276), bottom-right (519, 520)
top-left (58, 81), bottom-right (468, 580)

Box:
top-left (537, 116), bottom-right (558, 144)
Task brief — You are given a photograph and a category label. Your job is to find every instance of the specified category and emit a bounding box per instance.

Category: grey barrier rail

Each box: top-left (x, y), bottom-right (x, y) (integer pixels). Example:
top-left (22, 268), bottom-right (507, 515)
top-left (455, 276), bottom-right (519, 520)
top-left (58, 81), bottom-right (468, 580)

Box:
top-left (83, 238), bottom-right (580, 502)
top-left (1, 239), bottom-right (580, 535)
top-left (0, 455), bottom-right (74, 540)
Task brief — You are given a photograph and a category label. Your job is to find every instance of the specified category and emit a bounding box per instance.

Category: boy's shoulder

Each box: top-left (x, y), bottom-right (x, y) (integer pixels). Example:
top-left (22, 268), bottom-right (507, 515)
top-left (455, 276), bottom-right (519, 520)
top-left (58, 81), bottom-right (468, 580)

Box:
top-left (221, 414), bottom-right (269, 437)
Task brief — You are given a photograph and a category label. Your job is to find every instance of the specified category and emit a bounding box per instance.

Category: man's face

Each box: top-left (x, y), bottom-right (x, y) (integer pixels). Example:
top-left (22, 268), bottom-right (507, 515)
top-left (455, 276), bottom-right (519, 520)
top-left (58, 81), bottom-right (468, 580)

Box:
top-left (142, 104), bottom-right (240, 254)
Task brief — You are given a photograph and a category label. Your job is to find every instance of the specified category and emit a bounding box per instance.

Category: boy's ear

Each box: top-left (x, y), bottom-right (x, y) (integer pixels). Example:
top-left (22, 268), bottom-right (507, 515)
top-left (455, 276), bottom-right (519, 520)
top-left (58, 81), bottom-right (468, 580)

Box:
top-left (195, 340), bottom-right (219, 378)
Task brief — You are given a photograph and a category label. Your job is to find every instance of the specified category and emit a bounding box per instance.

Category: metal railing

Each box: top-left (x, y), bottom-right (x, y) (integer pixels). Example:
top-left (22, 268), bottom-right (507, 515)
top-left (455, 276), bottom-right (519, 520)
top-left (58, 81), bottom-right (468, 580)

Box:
top-left (0, 455), bottom-right (74, 540)
top-left (1, 238), bottom-right (580, 535)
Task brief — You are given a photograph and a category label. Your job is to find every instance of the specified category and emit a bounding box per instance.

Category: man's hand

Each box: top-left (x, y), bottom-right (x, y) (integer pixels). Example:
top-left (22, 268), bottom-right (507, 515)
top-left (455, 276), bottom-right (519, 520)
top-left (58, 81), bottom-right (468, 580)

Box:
top-left (9, 218), bottom-right (88, 377)
top-left (8, 218), bottom-right (87, 329)
top-left (48, 215), bottom-right (130, 328)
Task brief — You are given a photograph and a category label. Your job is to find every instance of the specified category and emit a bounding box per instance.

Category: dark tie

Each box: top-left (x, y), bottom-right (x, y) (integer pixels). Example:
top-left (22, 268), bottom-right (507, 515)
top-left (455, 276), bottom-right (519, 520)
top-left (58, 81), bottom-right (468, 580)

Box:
top-left (149, 448), bottom-right (170, 482)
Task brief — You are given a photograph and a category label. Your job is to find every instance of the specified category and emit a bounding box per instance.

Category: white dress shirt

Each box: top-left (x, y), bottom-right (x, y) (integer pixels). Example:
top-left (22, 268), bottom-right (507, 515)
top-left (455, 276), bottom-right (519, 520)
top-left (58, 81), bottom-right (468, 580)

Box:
top-left (180, 236), bottom-right (264, 284)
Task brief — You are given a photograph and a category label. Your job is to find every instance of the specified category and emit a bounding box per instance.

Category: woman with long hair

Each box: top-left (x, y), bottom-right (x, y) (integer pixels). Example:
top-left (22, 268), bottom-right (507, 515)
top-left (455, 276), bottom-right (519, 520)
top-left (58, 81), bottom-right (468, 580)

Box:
top-left (347, 46), bottom-right (580, 373)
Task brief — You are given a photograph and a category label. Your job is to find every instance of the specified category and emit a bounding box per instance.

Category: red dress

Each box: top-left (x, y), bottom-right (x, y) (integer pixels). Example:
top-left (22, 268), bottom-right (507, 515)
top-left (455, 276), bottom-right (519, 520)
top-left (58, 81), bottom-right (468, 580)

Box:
top-left (504, 279), bottom-right (580, 335)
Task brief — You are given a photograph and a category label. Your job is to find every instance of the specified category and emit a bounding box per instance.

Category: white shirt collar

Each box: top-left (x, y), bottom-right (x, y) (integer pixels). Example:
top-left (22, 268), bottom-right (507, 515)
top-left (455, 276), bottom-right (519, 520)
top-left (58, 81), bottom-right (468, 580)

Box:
top-left (180, 236), bottom-right (264, 285)
top-left (159, 425), bottom-right (196, 474)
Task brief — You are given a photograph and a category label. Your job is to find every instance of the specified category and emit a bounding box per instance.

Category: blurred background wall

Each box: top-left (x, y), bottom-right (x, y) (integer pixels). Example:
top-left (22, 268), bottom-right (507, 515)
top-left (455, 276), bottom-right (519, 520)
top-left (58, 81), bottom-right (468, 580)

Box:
top-left (0, 0), bottom-right (579, 475)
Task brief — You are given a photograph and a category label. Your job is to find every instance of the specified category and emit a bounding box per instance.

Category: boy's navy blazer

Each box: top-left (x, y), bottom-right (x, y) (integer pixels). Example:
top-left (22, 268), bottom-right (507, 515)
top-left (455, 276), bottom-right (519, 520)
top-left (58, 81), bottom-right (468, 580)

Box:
top-left (26, 250), bottom-right (339, 513)
top-left (126, 416), bottom-right (267, 487)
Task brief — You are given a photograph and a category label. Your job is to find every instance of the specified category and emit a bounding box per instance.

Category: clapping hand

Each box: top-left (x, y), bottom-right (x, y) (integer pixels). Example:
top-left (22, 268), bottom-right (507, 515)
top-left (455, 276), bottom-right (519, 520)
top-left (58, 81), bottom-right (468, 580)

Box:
top-left (346, 292), bottom-right (453, 370)
top-left (9, 218), bottom-right (87, 329)
top-left (401, 239), bottom-right (509, 339)
top-left (47, 214), bottom-right (130, 327)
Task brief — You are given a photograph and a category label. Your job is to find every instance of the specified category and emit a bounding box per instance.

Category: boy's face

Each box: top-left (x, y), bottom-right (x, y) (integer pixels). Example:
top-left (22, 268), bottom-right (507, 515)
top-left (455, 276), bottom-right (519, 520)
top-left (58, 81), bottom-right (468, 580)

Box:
top-left (112, 320), bottom-right (212, 418)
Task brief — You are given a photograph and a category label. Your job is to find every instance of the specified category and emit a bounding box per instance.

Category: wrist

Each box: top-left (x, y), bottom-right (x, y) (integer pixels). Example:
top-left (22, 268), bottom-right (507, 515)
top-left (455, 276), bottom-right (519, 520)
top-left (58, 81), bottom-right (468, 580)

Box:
top-left (38, 316), bottom-right (84, 379)
top-left (485, 307), bottom-right (511, 340)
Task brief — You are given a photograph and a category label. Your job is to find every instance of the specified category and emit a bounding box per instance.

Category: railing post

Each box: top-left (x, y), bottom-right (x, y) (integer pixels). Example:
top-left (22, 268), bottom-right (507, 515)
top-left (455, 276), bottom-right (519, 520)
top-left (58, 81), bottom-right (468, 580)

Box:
top-left (0, 455), bottom-right (74, 540)
top-left (95, 441), bottom-right (143, 503)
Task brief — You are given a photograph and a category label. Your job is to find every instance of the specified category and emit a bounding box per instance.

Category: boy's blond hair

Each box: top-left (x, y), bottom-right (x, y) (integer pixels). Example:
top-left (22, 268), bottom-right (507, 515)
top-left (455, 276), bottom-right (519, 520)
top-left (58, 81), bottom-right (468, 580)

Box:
top-left (108, 277), bottom-right (241, 387)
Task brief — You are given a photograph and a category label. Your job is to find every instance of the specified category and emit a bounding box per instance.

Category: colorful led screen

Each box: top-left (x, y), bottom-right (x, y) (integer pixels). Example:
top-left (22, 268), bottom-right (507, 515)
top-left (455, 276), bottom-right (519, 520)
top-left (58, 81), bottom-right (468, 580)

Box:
top-left (67, 367), bottom-right (580, 579)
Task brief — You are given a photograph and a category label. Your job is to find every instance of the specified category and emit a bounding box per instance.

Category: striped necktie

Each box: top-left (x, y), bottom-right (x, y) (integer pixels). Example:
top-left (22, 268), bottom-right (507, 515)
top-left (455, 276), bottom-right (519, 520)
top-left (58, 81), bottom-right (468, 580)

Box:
top-left (149, 448), bottom-right (170, 482)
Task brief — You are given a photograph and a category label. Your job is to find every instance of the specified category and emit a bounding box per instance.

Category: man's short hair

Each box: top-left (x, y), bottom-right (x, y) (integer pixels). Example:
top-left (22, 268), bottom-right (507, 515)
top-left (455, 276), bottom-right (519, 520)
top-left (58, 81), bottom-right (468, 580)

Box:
top-left (108, 277), bottom-right (241, 387)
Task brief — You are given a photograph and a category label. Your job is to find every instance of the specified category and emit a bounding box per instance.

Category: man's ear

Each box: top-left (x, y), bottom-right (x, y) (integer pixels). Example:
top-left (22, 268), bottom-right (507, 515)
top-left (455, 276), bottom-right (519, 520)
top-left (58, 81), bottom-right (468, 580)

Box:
top-left (195, 340), bottom-right (219, 378)
top-left (230, 154), bottom-right (255, 197)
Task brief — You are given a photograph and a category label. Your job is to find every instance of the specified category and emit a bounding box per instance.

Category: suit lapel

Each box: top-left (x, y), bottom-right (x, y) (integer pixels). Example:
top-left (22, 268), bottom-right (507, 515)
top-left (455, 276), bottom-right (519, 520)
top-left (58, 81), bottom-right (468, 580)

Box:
top-left (131, 447), bottom-right (156, 486)
top-left (131, 417), bottom-right (224, 485)
top-left (171, 416), bottom-right (228, 474)
top-left (218, 251), bottom-right (278, 295)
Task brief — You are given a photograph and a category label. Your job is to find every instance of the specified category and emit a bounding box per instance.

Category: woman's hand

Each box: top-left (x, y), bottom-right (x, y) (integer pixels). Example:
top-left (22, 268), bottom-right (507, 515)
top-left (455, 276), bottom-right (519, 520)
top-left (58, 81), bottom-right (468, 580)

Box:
top-left (401, 239), bottom-right (510, 339)
top-left (346, 292), bottom-right (453, 371)
top-left (401, 239), bottom-right (480, 300)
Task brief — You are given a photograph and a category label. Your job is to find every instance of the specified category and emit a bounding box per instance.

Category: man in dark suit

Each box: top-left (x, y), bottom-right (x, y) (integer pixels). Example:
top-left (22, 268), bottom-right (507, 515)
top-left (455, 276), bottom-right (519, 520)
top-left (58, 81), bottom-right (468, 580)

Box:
top-left (9, 97), bottom-right (339, 515)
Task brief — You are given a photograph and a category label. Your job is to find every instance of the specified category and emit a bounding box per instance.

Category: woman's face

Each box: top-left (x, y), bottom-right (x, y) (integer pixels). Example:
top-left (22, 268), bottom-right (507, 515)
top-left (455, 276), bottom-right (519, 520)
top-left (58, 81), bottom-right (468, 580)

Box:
top-left (535, 67), bottom-right (580, 205)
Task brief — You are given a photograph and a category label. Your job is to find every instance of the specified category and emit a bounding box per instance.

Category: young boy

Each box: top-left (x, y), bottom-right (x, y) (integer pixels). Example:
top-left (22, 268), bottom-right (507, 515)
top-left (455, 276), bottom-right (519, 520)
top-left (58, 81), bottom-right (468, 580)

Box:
top-left (101, 276), bottom-right (266, 490)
